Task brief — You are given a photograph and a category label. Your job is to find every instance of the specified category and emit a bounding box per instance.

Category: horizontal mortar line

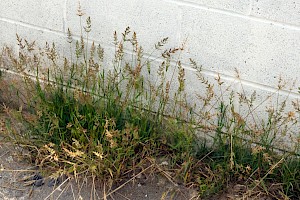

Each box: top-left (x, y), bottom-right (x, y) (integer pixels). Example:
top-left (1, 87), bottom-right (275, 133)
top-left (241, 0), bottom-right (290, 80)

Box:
top-left (2, 65), bottom-right (298, 102)
top-left (1, 57), bottom-right (298, 99)
top-left (63, 33), bottom-right (114, 49)
top-left (238, 79), bottom-right (300, 98)
top-left (166, 0), bottom-right (300, 31)
top-left (0, 17), bottom-right (115, 52)
top-left (0, 17), bottom-right (66, 36)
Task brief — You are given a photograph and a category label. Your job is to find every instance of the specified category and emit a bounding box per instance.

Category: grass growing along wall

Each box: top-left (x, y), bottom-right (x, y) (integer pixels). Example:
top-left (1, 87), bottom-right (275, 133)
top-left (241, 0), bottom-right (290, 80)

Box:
top-left (0, 15), bottom-right (197, 184)
top-left (0, 8), bottom-right (299, 199)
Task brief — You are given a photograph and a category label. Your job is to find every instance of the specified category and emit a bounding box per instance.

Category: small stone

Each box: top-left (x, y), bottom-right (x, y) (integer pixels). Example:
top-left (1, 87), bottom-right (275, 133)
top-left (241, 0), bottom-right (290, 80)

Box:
top-left (160, 161), bottom-right (169, 166)
top-left (136, 173), bottom-right (142, 179)
top-left (34, 179), bottom-right (44, 187)
top-left (32, 173), bottom-right (43, 180)
top-left (6, 156), bottom-right (13, 163)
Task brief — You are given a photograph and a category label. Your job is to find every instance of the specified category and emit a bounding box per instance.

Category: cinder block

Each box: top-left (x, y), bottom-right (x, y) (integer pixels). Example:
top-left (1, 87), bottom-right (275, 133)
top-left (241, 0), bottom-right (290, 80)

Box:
top-left (0, 20), bottom-right (17, 49)
top-left (66, 0), bottom-right (181, 56)
top-left (0, 0), bottom-right (64, 31)
top-left (180, 6), bottom-right (300, 90)
top-left (183, 0), bottom-right (251, 14)
top-left (252, 0), bottom-right (300, 26)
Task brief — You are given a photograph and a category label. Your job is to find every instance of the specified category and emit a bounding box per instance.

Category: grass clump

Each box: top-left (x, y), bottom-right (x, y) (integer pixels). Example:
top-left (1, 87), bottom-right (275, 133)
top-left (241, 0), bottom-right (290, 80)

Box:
top-left (0, 7), bottom-right (300, 200)
top-left (0, 14), bottom-right (197, 188)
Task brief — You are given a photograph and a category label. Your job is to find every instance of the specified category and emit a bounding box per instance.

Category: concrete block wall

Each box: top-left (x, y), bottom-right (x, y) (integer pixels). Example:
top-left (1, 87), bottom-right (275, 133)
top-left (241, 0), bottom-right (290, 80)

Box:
top-left (0, 0), bottom-right (300, 147)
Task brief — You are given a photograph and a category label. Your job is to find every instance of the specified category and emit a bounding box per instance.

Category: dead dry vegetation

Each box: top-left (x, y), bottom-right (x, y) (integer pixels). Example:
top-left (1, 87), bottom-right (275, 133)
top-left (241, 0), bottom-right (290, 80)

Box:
top-left (0, 4), bottom-right (299, 200)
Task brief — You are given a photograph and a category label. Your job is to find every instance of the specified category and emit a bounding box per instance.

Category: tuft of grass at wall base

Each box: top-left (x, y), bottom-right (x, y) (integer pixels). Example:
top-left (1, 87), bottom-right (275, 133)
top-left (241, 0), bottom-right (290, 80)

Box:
top-left (0, 13), bottom-right (299, 199)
